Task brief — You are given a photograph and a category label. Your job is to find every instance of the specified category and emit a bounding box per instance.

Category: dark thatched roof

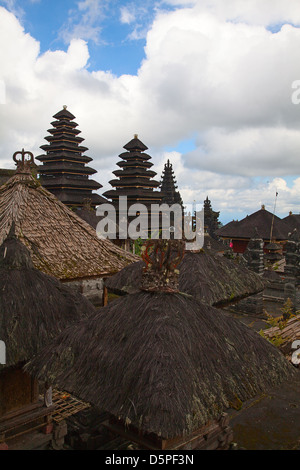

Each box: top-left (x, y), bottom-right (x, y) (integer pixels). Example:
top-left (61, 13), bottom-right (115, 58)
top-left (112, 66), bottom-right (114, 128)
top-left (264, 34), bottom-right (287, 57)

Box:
top-left (104, 249), bottom-right (266, 306)
top-left (283, 214), bottom-right (300, 233)
top-left (25, 289), bottom-right (294, 439)
top-left (0, 229), bottom-right (95, 370)
top-left (203, 232), bottom-right (225, 252)
top-left (216, 208), bottom-right (290, 241)
top-left (0, 164), bottom-right (138, 280)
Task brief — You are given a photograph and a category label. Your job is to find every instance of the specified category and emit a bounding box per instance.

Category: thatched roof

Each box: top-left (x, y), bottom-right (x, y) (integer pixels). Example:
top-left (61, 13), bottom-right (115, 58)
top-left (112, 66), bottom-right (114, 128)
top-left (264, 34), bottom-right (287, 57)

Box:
top-left (216, 207), bottom-right (290, 241)
top-left (203, 232), bottom-right (225, 252)
top-left (25, 288), bottom-right (294, 439)
top-left (105, 249), bottom-right (266, 306)
top-left (283, 213), bottom-right (300, 233)
top-left (0, 158), bottom-right (138, 281)
top-left (0, 229), bottom-right (95, 370)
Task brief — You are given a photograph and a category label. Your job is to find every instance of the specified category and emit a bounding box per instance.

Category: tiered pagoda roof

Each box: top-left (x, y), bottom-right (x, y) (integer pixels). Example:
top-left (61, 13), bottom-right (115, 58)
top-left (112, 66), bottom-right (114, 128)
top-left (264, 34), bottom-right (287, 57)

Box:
top-left (37, 106), bottom-right (106, 208)
top-left (103, 135), bottom-right (162, 208)
top-left (203, 196), bottom-right (221, 239)
top-left (160, 159), bottom-right (183, 206)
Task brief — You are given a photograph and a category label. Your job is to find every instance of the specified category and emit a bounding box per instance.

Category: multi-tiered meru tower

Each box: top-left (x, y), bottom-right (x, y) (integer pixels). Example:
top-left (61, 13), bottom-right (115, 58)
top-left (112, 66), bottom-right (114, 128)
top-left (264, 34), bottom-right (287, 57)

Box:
top-left (37, 106), bottom-right (106, 208)
top-left (160, 159), bottom-right (183, 207)
top-left (103, 135), bottom-right (163, 229)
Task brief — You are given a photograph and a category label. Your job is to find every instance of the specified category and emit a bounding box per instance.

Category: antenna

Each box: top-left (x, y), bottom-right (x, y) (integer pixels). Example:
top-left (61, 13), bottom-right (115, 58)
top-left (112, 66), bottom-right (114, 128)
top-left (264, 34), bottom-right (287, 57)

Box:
top-left (269, 191), bottom-right (278, 242)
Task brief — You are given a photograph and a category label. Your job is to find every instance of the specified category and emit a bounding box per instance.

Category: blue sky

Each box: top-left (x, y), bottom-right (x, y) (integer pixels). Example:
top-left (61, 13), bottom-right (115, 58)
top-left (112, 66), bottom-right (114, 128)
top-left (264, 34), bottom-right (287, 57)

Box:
top-left (4, 0), bottom-right (176, 75)
top-left (1, 0), bottom-right (300, 225)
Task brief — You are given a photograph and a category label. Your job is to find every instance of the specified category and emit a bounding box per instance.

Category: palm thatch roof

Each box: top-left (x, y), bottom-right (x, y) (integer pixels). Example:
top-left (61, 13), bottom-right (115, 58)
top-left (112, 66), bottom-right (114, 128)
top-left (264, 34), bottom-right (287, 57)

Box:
top-left (0, 228), bottom-right (95, 370)
top-left (282, 213), bottom-right (300, 233)
top-left (0, 154), bottom-right (138, 281)
top-left (25, 241), bottom-right (294, 439)
top-left (216, 207), bottom-right (290, 241)
top-left (203, 232), bottom-right (225, 252)
top-left (105, 249), bottom-right (266, 306)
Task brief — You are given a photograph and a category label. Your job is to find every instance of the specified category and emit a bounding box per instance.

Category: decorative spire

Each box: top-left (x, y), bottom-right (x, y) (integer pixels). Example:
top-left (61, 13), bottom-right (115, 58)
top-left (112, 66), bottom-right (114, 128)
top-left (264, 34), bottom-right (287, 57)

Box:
top-left (13, 149), bottom-right (34, 174)
top-left (160, 159), bottom-right (183, 207)
top-left (140, 239), bottom-right (185, 293)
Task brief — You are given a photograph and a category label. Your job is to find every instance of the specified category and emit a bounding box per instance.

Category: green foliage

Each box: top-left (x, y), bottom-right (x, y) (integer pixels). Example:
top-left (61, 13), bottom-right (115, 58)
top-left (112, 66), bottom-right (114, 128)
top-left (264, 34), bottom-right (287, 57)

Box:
top-left (260, 298), bottom-right (299, 348)
top-left (134, 237), bottom-right (144, 256)
top-left (133, 230), bottom-right (162, 256)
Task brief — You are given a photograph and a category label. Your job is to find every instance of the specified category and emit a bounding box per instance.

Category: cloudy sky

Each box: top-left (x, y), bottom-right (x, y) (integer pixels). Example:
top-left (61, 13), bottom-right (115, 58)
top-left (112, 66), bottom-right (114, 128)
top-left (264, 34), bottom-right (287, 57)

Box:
top-left (0, 0), bottom-right (300, 224)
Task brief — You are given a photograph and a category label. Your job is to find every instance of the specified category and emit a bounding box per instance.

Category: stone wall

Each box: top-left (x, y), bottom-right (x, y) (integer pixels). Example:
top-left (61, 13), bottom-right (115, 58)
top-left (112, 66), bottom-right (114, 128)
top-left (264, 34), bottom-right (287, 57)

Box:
top-left (65, 277), bottom-right (104, 307)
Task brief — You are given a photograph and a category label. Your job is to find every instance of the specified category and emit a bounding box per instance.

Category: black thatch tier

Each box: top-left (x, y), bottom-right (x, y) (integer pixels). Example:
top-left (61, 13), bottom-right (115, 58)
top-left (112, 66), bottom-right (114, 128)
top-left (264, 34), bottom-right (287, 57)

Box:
top-left (46, 190), bottom-right (106, 206)
top-left (105, 250), bottom-right (266, 306)
top-left (40, 143), bottom-right (89, 153)
top-left (36, 152), bottom-right (93, 164)
top-left (123, 137), bottom-right (148, 152)
top-left (50, 120), bottom-right (78, 129)
top-left (118, 151), bottom-right (152, 161)
top-left (38, 163), bottom-right (97, 176)
top-left (103, 189), bottom-right (163, 202)
top-left (0, 230), bottom-right (94, 370)
top-left (40, 176), bottom-right (102, 190)
top-left (25, 290), bottom-right (294, 439)
top-left (45, 134), bottom-right (85, 144)
top-left (113, 169), bottom-right (157, 178)
top-left (117, 160), bottom-right (153, 169)
top-left (108, 178), bottom-right (160, 188)
top-left (53, 108), bottom-right (76, 120)
top-left (48, 126), bottom-right (81, 135)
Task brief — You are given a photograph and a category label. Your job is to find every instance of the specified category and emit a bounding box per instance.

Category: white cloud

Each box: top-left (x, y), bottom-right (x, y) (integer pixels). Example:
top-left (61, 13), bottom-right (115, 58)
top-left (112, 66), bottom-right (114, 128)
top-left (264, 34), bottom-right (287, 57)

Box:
top-left (120, 6), bottom-right (136, 25)
top-left (164, 0), bottom-right (300, 27)
top-left (58, 0), bottom-right (108, 45)
top-left (0, 3), bottom-right (300, 224)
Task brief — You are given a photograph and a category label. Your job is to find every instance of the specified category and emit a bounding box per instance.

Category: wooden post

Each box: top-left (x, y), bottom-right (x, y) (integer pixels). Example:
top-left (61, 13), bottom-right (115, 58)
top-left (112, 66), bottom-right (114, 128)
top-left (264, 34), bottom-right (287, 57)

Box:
top-left (103, 286), bottom-right (108, 306)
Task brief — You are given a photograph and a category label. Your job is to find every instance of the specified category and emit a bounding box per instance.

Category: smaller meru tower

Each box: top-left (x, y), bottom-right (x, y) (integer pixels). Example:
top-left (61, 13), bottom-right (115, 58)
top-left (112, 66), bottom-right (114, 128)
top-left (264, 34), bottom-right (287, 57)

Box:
top-left (103, 135), bottom-right (163, 227)
top-left (37, 106), bottom-right (105, 208)
top-left (160, 159), bottom-right (183, 207)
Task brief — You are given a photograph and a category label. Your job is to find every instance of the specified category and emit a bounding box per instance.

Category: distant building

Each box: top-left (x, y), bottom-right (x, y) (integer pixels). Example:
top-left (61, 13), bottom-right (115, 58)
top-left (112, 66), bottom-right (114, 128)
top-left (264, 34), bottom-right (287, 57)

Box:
top-left (282, 212), bottom-right (300, 233)
top-left (216, 205), bottom-right (290, 254)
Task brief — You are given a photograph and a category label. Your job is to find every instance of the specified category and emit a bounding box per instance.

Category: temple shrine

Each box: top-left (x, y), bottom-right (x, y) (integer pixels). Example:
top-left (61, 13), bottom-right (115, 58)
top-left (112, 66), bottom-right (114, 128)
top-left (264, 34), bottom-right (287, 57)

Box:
top-left (160, 159), bottom-right (183, 207)
top-left (103, 135), bottom-right (162, 236)
top-left (37, 106), bottom-right (106, 209)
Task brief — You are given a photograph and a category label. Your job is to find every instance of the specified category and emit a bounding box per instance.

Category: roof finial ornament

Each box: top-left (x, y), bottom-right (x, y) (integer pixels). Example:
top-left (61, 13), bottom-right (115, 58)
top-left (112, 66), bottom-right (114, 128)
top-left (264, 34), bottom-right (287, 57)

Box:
top-left (63, 105), bottom-right (67, 110)
top-left (140, 239), bottom-right (185, 293)
top-left (13, 149), bottom-right (34, 174)
top-left (134, 134), bottom-right (138, 139)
